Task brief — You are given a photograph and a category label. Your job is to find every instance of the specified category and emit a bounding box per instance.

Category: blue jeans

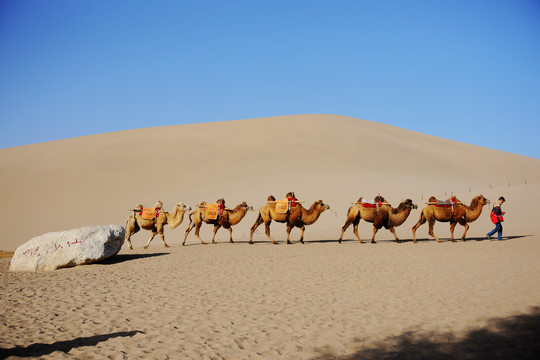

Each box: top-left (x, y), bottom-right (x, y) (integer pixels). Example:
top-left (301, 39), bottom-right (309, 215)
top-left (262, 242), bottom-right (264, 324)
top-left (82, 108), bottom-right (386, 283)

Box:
top-left (487, 222), bottom-right (503, 240)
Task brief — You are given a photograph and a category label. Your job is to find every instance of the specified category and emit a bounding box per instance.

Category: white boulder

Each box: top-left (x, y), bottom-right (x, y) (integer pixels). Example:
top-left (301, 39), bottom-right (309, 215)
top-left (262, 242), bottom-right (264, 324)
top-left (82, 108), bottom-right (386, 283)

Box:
top-left (10, 225), bottom-right (125, 271)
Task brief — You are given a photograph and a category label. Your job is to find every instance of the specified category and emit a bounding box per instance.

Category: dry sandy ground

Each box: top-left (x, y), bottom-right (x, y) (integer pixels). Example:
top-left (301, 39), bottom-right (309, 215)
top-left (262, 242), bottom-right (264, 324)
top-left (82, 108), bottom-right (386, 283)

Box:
top-left (1, 115), bottom-right (539, 358)
top-left (1, 236), bottom-right (539, 359)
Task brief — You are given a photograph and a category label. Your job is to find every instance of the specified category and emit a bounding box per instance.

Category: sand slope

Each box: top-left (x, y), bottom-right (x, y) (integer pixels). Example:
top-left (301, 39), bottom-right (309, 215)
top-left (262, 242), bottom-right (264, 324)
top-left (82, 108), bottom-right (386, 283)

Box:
top-left (1, 114), bottom-right (539, 250)
top-left (1, 115), bottom-right (539, 359)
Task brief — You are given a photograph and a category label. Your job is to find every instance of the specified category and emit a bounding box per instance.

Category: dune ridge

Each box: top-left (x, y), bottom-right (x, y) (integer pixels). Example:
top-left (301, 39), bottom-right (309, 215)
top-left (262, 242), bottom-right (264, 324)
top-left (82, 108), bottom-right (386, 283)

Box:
top-left (1, 114), bottom-right (539, 250)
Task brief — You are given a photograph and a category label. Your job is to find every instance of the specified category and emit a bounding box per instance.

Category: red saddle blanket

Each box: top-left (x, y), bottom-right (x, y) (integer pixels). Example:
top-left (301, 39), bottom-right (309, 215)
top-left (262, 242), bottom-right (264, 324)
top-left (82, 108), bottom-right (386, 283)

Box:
top-left (433, 198), bottom-right (457, 207)
top-left (361, 201), bottom-right (382, 208)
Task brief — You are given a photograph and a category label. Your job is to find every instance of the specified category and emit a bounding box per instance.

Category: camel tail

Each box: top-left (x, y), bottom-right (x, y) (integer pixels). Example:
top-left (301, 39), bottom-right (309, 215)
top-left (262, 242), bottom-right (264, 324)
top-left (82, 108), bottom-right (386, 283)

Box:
top-left (255, 210), bottom-right (263, 226)
top-left (187, 211), bottom-right (195, 228)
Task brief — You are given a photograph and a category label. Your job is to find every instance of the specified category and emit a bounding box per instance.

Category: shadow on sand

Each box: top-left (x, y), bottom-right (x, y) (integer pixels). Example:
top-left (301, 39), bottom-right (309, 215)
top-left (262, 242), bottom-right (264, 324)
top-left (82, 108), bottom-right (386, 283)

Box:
top-left (400, 234), bottom-right (531, 243)
top-left (0, 330), bottom-right (144, 359)
top-left (97, 252), bottom-right (169, 265)
top-left (312, 307), bottom-right (540, 360)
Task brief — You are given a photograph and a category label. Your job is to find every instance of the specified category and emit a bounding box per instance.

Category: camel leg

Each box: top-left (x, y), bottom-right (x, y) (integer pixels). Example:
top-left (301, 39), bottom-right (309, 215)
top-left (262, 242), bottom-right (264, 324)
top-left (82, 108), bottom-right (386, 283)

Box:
top-left (227, 227), bottom-right (234, 243)
top-left (339, 218), bottom-right (352, 243)
top-left (286, 223), bottom-right (293, 244)
top-left (371, 226), bottom-right (378, 244)
top-left (449, 222), bottom-right (457, 242)
top-left (458, 218), bottom-right (469, 241)
top-left (194, 223), bottom-right (207, 245)
top-left (124, 227), bottom-right (138, 250)
top-left (428, 220), bottom-right (442, 243)
top-left (211, 224), bottom-right (221, 244)
top-left (124, 217), bottom-right (139, 250)
top-left (299, 226), bottom-right (305, 244)
top-left (389, 227), bottom-right (400, 243)
top-left (339, 216), bottom-right (362, 243)
top-left (183, 221), bottom-right (195, 246)
top-left (249, 214), bottom-right (264, 244)
top-left (155, 224), bottom-right (169, 248)
top-left (143, 232), bottom-right (157, 249)
top-left (411, 213), bottom-right (427, 243)
top-left (264, 221), bottom-right (278, 244)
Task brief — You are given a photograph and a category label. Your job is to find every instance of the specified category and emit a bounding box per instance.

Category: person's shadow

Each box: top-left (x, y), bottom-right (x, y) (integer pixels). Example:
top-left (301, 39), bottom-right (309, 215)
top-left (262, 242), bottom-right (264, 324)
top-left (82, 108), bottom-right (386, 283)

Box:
top-left (0, 330), bottom-right (144, 359)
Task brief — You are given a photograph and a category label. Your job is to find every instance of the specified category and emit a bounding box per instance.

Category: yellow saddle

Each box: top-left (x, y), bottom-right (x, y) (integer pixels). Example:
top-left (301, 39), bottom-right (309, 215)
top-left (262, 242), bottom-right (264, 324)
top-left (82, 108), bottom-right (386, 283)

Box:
top-left (205, 204), bottom-right (219, 220)
top-left (275, 199), bottom-right (289, 214)
top-left (141, 208), bottom-right (157, 220)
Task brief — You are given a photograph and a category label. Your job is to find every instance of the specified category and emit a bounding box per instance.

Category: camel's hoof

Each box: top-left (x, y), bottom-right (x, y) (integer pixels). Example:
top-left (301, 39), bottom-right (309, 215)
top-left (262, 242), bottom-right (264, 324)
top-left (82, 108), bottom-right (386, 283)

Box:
top-left (272, 242), bottom-right (279, 245)
top-left (212, 241), bottom-right (217, 244)
top-left (229, 240), bottom-right (234, 243)
top-left (451, 240), bottom-right (457, 242)
top-left (201, 242), bottom-right (207, 245)
top-left (248, 241), bottom-right (254, 244)
top-left (300, 240), bottom-right (304, 244)
top-left (396, 240), bottom-right (401, 243)
top-left (143, 246), bottom-right (148, 249)
top-left (164, 244), bottom-right (170, 248)
top-left (371, 241), bottom-right (376, 244)
top-left (287, 241), bottom-right (292, 244)
top-left (338, 240), bottom-right (342, 244)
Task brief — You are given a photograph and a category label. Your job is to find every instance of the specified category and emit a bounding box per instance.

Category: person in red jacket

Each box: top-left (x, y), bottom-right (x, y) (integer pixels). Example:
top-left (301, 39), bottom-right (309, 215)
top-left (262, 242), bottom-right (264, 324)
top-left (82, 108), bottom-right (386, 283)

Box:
top-left (217, 198), bottom-right (226, 217)
top-left (286, 192), bottom-right (297, 212)
top-left (487, 196), bottom-right (505, 240)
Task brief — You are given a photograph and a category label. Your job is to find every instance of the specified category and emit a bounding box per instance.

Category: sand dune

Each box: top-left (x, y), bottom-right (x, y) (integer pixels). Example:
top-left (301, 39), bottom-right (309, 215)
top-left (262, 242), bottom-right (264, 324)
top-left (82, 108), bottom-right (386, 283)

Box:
top-left (1, 114), bottom-right (539, 250)
top-left (1, 115), bottom-right (539, 358)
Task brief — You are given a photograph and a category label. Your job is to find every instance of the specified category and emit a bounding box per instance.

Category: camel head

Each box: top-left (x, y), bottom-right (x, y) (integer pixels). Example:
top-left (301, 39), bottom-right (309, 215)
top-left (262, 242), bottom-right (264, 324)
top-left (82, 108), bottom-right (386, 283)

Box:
top-left (238, 202), bottom-right (254, 212)
top-left (176, 202), bottom-right (192, 211)
top-left (403, 199), bottom-right (418, 210)
top-left (314, 200), bottom-right (330, 212)
top-left (475, 195), bottom-right (490, 206)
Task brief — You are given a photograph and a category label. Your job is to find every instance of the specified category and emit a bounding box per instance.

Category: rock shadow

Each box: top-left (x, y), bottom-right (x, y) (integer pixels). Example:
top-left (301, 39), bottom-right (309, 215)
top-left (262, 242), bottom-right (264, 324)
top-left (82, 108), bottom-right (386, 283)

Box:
top-left (312, 307), bottom-right (540, 360)
top-left (98, 252), bottom-right (169, 265)
top-left (0, 330), bottom-right (144, 358)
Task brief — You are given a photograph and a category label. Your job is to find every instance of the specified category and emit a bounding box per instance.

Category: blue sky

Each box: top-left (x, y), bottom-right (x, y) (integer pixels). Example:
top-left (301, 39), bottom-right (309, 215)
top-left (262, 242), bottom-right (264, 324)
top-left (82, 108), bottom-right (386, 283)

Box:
top-left (1, 0), bottom-right (539, 158)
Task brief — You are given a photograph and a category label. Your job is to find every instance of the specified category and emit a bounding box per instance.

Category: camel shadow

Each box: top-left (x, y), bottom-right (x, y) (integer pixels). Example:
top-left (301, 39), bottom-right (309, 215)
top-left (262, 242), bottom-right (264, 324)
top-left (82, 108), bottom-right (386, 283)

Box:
top-left (0, 330), bottom-right (144, 358)
top-left (312, 307), bottom-right (540, 360)
top-left (97, 252), bottom-right (169, 265)
top-left (400, 234), bottom-right (531, 243)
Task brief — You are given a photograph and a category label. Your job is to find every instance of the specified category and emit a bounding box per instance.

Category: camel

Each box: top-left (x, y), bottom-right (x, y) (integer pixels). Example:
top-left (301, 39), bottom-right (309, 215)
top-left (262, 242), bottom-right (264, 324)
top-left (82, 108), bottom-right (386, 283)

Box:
top-left (338, 196), bottom-right (387, 243)
top-left (411, 194), bottom-right (490, 242)
top-left (124, 201), bottom-right (191, 249)
top-left (338, 197), bottom-right (417, 243)
top-left (249, 196), bottom-right (330, 244)
top-left (370, 199), bottom-right (418, 243)
top-left (182, 202), bottom-right (253, 245)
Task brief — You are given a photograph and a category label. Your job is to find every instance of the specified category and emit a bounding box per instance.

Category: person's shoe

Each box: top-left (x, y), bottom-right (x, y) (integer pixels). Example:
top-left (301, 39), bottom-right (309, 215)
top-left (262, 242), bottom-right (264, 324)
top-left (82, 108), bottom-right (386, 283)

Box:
top-left (486, 234), bottom-right (492, 240)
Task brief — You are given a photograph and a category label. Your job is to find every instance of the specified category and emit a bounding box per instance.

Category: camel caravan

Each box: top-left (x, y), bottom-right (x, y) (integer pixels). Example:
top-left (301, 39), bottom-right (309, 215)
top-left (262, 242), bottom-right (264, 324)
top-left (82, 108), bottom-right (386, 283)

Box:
top-left (123, 193), bottom-right (493, 248)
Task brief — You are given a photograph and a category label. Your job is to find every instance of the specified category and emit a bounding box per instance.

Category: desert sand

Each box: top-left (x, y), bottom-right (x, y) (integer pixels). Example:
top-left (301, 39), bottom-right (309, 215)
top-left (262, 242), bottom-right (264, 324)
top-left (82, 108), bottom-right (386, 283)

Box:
top-left (1, 114), bottom-right (539, 359)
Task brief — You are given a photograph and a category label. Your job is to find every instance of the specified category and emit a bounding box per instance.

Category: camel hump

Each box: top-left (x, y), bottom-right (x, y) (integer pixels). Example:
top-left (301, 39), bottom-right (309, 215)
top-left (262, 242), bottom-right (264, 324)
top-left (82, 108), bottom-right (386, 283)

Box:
top-left (428, 196), bottom-right (437, 203)
top-left (356, 197), bottom-right (363, 203)
top-left (267, 195), bottom-right (276, 201)
top-left (374, 195), bottom-right (385, 202)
